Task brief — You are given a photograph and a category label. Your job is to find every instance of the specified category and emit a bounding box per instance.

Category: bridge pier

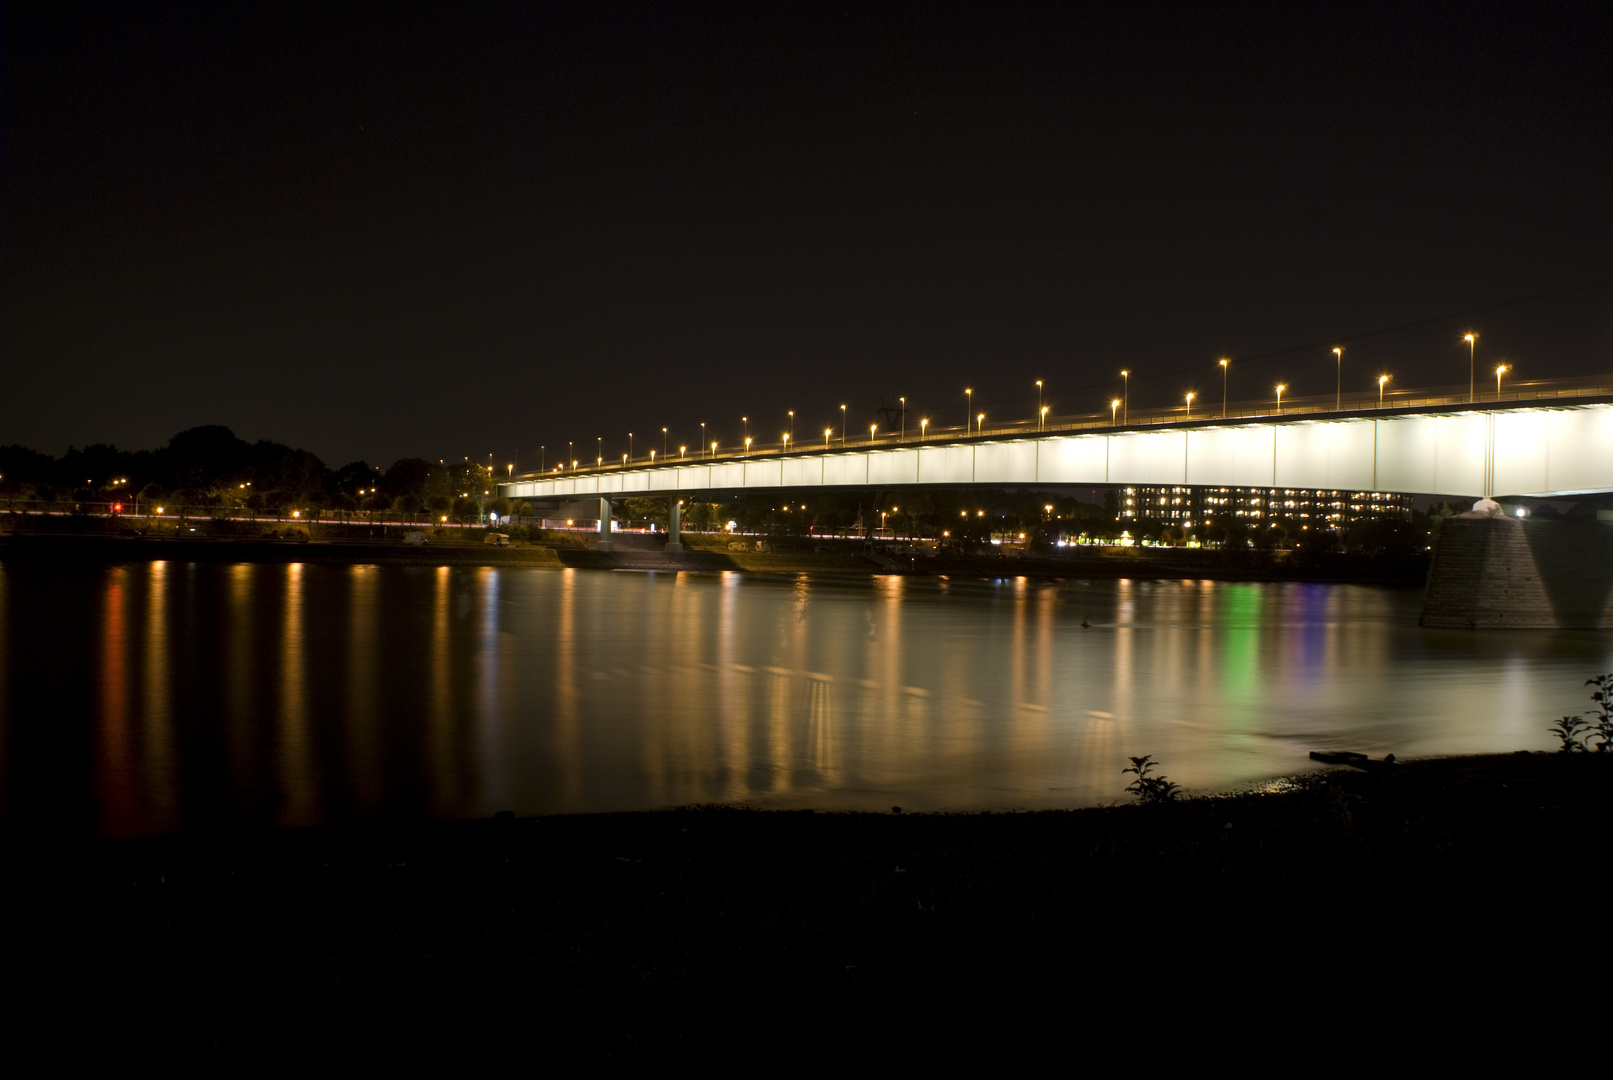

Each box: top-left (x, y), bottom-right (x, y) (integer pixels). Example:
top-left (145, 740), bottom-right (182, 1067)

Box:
top-left (666, 497), bottom-right (683, 552)
top-left (596, 496), bottom-right (613, 552)
top-left (1421, 508), bottom-right (1613, 629)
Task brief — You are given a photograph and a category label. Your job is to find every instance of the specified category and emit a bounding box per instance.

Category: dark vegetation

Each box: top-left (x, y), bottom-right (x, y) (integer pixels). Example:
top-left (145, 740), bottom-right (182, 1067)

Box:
top-left (1, 426), bottom-right (517, 527)
top-left (7, 749), bottom-right (1606, 1063)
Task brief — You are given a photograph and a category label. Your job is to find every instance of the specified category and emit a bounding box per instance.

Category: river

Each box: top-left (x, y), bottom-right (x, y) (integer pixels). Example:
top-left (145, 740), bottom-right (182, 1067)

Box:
top-left (1, 559), bottom-right (1608, 837)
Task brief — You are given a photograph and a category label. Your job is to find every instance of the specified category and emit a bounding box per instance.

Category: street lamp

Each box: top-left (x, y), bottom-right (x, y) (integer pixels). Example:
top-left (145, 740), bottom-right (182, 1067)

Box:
top-left (1495, 364), bottom-right (1508, 398)
top-left (662, 427), bottom-right (668, 456)
top-left (976, 412), bottom-right (984, 434)
top-left (782, 433), bottom-right (790, 451)
top-left (1378, 374), bottom-right (1390, 407)
top-left (840, 404), bottom-right (847, 444)
top-left (824, 427), bottom-right (832, 449)
top-left (1464, 333), bottom-right (1477, 402)
top-left (788, 410), bottom-right (794, 441)
top-left (1120, 370), bottom-right (1129, 423)
top-left (965, 388), bottom-right (972, 431)
top-left (1219, 359), bottom-right (1229, 418)
top-left (680, 445), bottom-right (686, 459)
top-left (1036, 379), bottom-right (1043, 420)
top-left (1333, 347), bottom-right (1343, 412)
top-left (1040, 405), bottom-right (1049, 430)
top-left (920, 418), bottom-right (929, 440)
top-left (869, 423), bottom-right (877, 444)
top-left (628, 433), bottom-right (633, 461)
top-left (899, 397), bottom-right (905, 440)
top-left (1185, 391), bottom-right (1194, 420)
top-left (1275, 384), bottom-right (1285, 415)
top-left (745, 436), bottom-right (752, 454)
top-left (1111, 398), bottom-right (1120, 424)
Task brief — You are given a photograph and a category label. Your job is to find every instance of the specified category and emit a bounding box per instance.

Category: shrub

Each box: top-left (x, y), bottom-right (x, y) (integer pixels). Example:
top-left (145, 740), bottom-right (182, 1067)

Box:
top-left (1123, 755), bottom-right (1181, 804)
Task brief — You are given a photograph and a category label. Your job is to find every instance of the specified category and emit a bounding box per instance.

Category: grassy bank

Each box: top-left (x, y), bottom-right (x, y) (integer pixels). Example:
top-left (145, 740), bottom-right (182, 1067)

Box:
top-left (6, 751), bottom-right (1606, 1062)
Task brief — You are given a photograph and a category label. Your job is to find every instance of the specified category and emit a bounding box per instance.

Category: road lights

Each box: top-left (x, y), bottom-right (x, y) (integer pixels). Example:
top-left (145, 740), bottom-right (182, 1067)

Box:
top-left (1185, 391), bottom-right (1195, 420)
top-left (1220, 359), bottom-right (1229, 418)
top-left (1333, 347), bottom-right (1343, 412)
top-left (1464, 333), bottom-right (1477, 402)
top-left (1378, 374), bottom-right (1390, 407)
top-left (1275, 384), bottom-right (1285, 415)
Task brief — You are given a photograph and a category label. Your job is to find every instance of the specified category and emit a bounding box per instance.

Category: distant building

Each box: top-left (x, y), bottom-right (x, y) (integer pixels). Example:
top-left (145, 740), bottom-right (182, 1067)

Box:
top-left (1117, 486), bottom-right (1412, 527)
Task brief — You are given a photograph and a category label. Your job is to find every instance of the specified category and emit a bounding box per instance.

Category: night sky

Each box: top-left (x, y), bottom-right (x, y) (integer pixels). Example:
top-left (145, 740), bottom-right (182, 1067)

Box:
top-left (5, 1), bottom-right (1610, 471)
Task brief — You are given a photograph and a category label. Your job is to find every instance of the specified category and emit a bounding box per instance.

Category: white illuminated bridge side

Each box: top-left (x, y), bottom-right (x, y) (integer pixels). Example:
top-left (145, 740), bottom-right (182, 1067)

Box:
top-left (501, 402), bottom-right (1613, 505)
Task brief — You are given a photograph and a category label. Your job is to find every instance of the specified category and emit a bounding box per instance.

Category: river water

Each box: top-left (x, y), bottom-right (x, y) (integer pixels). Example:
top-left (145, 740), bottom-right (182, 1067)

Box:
top-left (1, 560), bottom-right (1608, 837)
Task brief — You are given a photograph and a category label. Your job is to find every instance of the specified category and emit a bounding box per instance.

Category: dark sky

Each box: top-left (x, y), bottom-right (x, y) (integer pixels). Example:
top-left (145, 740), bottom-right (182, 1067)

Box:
top-left (5, 1), bottom-right (1611, 470)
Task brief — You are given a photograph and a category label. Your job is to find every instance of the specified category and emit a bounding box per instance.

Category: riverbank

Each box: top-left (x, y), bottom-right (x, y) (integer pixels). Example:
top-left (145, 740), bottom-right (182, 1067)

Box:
top-left (6, 750), bottom-right (1605, 1062)
top-left (0, 528), bottom-right (1431, 584)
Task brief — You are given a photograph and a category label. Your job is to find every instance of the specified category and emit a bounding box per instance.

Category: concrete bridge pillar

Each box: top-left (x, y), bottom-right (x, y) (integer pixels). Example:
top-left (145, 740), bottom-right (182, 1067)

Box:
top-left (1421, 506), bottom-right (1613, 629)
top-left (666, 497), bottom-right (683, 552)
top-left (596, 496), bottom-right (613, 552)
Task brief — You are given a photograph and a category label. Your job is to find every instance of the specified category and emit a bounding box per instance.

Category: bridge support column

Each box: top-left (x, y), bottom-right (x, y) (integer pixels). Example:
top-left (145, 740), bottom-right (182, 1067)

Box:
top-left (596, 496), bottom-right (613, 552)
top-left (1421, 508), bottom-right (1613, 629)
top-left (666, 497), bottom-right (683, 552)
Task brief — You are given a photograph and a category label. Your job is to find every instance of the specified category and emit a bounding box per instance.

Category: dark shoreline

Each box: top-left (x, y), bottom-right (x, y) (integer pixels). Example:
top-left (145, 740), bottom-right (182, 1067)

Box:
top-left (7, 751), bottom-right (1605, 1060)
top-left (0, 529), bottom-right (1432, 585)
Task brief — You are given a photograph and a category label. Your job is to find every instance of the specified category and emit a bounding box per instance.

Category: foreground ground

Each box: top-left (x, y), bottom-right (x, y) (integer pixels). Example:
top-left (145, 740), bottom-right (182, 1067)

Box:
top-left (6, 752), bottom-right (1608, 1063)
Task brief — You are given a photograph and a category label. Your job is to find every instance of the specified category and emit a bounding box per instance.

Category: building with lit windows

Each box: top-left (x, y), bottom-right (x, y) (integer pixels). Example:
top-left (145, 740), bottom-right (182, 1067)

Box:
top-left (1116, 486), bottom-right (1412, 527)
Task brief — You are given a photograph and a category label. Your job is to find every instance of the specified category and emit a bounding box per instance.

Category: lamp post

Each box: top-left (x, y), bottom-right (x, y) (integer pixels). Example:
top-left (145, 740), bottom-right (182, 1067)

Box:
top-left (840, 404), bottom-right (847, 444)
top-left (920, 418), bottom-right (929, 441)
top-left (824, 427), bottom-right (832, 449)
top-left (1378, 374), bottom-right (1390, 407)
top-left (1495, 364), bottom-right (1508, 398)
top-left (701, 422), bottom-right (706, 458)
top-left (976, 412), bottom-right (985, 434)
top-left (567, 441), bottom-right (572, 470)
top-left (1185, 391), bottom-right (1194, 420)
top-left (788, 410), bottom-right (794, 441)
top-left (1120, 370), bottom-right (1129, 423)
top-left (1275, 384), bottom-right (1285, 415)
top-left (1040, 405), bottom-right (1049, 430)
top-left (628, 433), bottom-right (633, 462)
top-left (1333, 347), bottom-right (1343, 412)
top-left (1111, 398), bottom-right (1120, 425)
top-left (1220, 359), bottom-right (1229, 418)
top-left (899, 397), bottom-right (905, 440)
top-left (965, 388), bottom-right (972, 432)
top-left (662, 427), bottom-right (668, 456)
top-left (869, 423), bottom-right (877, 444)
top-left (1464, 333), bottom-right (1477, 402)
top-left (680, 445), bottom-right (686, 459)
top-left (541, 445), bottom-right (545, 471)
top-left (1036, 380), bottom-right (1043, 420)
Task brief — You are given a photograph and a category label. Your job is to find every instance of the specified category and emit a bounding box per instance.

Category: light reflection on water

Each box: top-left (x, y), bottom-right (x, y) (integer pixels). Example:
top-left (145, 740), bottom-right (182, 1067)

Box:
top-left (1, 560), bottom-right (1609, 838)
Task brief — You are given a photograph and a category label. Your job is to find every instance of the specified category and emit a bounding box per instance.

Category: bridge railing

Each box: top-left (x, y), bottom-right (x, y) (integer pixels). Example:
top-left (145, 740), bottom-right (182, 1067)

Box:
top-left (522, 376), bottom-right (1613, 480)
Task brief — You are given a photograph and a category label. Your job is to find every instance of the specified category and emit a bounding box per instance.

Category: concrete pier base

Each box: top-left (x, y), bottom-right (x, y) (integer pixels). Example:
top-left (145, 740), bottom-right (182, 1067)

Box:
top-left (595, 496), bottom-right (613, 552)
top-left (1420, 514), bottom-right (1613, 629)
top-left (665, 497), bottom-right (683, 553)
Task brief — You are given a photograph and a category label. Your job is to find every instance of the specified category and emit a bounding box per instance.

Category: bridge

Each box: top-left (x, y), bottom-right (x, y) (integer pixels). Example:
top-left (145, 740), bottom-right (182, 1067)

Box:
top-left (502, 383), bottom-right (1613, 551)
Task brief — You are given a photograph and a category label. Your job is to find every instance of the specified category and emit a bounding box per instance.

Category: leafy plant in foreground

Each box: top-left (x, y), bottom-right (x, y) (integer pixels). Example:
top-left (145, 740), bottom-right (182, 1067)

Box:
top-left (1586, 674), bottom-right (1613, 752)
top-left (1549, 714), bottom-right (1591, 753)
top-left (1123, 755), bottom-right (1181, 804)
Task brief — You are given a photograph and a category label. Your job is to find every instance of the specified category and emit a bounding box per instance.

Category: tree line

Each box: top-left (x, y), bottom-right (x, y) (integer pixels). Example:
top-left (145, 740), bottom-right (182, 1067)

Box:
top-left (0, 426), bottom-right (504, 525)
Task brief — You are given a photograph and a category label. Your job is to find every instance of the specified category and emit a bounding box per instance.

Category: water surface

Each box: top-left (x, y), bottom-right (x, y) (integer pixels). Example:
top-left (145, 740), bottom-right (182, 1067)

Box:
top-left (2, 561), bottom-right (1607, 837)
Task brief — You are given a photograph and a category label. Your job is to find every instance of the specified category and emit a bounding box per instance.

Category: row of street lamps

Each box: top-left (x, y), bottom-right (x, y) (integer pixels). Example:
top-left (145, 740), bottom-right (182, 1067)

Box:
top-left (541, 334), bottom-right (1504, 474)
